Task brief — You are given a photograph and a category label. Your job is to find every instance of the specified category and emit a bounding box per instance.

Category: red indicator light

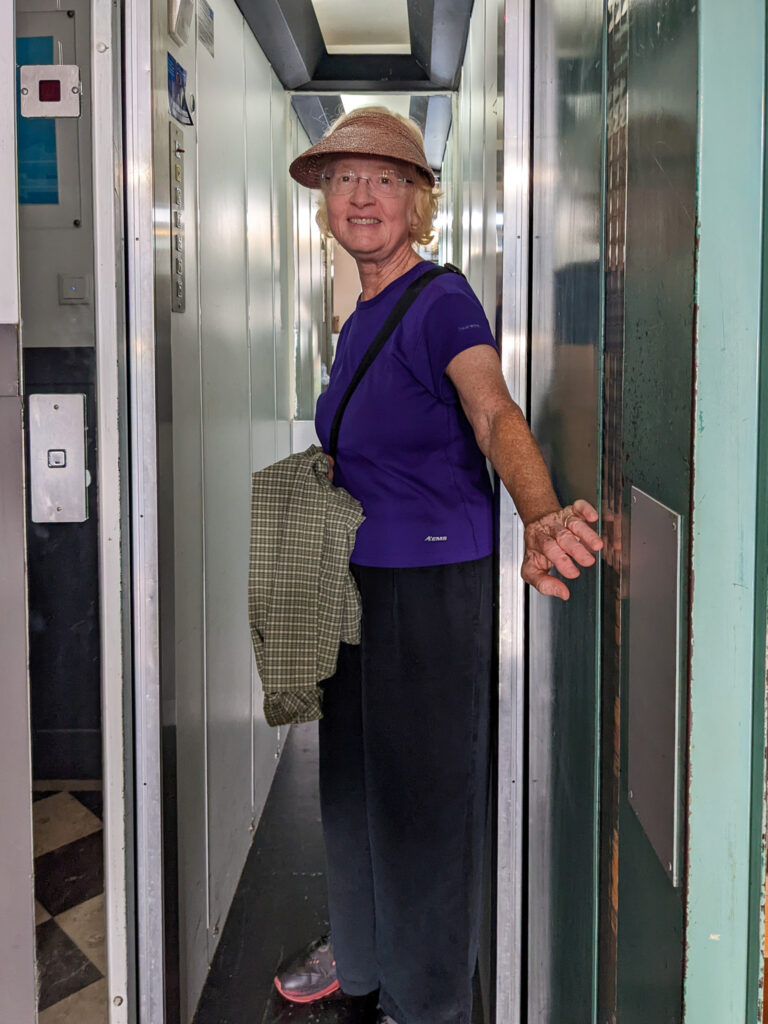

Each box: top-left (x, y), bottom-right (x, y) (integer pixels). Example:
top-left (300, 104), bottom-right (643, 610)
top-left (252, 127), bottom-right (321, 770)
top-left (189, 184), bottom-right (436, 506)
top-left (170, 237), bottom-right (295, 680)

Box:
top-left (39, 79), bottom-right (61, 102)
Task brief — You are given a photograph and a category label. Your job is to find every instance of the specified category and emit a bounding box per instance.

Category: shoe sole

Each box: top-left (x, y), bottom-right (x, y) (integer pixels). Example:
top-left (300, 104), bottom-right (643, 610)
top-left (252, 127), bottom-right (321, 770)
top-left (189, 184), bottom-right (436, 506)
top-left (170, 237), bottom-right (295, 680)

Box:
top-left (273, 976), bottom-right (340, 1004)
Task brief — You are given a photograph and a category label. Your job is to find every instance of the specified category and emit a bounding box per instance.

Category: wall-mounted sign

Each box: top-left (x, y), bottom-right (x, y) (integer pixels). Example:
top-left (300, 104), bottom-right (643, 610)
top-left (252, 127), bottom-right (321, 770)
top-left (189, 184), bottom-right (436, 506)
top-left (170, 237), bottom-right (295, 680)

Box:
top-left (198, 0), bottom-right (214, 57)
top-left (168, 0), bottom-right (194, 45)
top-left (167, 53), bottom-right (193, 126)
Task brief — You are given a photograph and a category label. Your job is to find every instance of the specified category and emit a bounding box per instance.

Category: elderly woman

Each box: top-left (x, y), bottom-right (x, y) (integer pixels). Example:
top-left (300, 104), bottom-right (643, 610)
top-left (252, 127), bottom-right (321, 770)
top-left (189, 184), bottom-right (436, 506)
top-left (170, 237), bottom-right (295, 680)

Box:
top-left (275, 108), bottom-right (602, 1024)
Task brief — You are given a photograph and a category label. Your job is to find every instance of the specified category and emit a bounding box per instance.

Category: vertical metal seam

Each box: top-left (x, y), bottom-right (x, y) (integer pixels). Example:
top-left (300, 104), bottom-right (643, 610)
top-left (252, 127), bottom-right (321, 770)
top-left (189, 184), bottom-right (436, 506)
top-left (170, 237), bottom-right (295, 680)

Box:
top-left (193, 0), bottom-right (212, 940)
top-left (91, 0), bottom-right (132, 1016)
top-left (496, 0), bottom-right (530, 1020)
top-left (123, 0), bottom-right (165, 1016)
top-left (241, 20), bottom-right (256, 815)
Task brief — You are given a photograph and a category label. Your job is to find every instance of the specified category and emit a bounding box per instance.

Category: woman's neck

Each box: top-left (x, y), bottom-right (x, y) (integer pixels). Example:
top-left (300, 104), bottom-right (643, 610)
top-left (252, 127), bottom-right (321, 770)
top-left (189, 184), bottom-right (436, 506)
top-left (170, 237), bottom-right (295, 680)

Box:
top-left (356, 247), bottom-right (423, 301)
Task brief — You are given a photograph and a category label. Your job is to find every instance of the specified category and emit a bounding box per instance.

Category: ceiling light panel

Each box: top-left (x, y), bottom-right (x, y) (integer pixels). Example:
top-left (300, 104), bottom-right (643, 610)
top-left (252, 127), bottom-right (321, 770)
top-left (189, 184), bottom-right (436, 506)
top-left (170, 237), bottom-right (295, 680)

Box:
top-left (312, 0), bottom-right (411, 54)
top-left (340, 94), bottom-right (413, 118)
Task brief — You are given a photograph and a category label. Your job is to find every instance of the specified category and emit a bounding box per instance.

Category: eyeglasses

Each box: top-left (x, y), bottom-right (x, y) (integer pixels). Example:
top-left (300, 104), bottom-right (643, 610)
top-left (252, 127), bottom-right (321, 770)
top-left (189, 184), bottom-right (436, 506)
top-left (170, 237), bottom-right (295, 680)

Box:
top-left (320, 169), bottom-right (415, 197)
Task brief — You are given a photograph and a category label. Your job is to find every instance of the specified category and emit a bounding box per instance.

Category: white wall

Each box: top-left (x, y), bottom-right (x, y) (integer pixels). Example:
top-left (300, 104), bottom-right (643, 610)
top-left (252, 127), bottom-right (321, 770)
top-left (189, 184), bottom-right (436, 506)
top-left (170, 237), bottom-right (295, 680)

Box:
top-left (150, 1), bottom-right (315, 1017)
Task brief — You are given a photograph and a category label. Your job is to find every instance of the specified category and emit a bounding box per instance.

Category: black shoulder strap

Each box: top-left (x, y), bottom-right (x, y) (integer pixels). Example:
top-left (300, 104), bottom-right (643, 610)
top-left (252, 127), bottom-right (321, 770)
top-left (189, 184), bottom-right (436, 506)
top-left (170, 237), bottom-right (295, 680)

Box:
top-left (328, 264), bottom-right (462, 461)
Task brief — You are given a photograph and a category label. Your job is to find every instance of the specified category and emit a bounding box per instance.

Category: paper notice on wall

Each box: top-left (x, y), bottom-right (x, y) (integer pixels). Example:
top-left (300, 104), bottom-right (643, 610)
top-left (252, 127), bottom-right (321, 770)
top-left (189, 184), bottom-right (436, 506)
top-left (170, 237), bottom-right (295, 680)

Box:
top-left (198, 0), bottom-right (214, 57)
top-left (168, 53), bottom-right (193, 125)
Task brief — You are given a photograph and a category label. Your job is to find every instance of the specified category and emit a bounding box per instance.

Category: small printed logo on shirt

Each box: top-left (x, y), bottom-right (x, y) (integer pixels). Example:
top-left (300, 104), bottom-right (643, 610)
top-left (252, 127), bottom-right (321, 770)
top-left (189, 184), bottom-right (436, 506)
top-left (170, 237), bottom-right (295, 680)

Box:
top-left (458, 323), bottom-right (481, 331)
top-left (424, 535), bottom-right (448, 542)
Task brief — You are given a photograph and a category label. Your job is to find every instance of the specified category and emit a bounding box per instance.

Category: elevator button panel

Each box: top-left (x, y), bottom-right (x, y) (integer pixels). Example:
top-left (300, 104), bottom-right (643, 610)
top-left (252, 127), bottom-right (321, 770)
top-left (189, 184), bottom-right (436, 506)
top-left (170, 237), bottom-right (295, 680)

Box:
top-left (29, 394), bottom-right (88, 523)
top-left (170, 123), bottom-right (186, 313)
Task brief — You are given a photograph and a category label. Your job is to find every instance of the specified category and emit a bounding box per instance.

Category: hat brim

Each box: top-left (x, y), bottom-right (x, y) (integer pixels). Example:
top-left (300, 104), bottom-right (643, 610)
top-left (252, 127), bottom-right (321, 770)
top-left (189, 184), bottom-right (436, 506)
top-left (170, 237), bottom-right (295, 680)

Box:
top-left (289, 114), bottom-right (436, 189)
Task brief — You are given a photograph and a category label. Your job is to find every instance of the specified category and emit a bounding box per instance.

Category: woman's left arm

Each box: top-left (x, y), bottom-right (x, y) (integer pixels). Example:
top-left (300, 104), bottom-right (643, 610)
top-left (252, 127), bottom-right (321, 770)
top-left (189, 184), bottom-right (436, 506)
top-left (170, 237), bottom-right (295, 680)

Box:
top-left (446, 345), bottom-right (603, 601)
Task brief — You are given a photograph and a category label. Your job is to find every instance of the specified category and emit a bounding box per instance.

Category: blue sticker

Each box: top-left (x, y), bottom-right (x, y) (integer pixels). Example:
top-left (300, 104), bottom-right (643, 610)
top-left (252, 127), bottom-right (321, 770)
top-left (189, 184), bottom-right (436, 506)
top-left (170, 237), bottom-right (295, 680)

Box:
top-left (168, 53), bottom-right (193, 126)
top-left (17, 36), bottom-right (59, 205)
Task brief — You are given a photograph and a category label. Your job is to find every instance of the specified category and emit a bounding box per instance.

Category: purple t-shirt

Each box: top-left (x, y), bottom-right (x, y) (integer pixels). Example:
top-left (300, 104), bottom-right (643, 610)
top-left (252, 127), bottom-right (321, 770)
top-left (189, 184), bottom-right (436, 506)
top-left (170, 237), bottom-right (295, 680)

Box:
top-left (315, 262), bottom-right (496, 568)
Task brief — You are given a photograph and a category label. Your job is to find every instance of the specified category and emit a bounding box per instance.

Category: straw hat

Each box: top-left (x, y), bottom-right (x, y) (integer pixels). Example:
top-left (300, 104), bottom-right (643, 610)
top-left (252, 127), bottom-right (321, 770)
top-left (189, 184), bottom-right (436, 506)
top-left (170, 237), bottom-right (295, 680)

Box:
top-left (289, 109), bottom-right (436, 189)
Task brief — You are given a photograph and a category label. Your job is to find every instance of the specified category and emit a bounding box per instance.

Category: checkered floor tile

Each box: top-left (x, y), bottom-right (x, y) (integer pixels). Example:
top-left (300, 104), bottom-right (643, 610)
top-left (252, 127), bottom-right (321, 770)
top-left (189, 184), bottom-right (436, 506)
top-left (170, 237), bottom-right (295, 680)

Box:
top-left (32, 787), bottom-right (108, 1022)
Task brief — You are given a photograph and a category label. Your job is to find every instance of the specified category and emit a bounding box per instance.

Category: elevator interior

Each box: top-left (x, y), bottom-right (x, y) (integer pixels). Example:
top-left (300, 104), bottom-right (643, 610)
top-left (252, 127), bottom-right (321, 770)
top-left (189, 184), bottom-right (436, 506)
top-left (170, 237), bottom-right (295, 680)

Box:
top-left (143, 3), bottom-right (503, 1019)
top-left (2, 0), bottom-right (768, 1022)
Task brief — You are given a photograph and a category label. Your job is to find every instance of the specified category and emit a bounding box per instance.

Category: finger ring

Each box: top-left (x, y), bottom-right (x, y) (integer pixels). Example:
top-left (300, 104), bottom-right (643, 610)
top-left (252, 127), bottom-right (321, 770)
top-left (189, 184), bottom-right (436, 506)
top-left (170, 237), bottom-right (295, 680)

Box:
top-left (562, 508), bottom-right (575, 528)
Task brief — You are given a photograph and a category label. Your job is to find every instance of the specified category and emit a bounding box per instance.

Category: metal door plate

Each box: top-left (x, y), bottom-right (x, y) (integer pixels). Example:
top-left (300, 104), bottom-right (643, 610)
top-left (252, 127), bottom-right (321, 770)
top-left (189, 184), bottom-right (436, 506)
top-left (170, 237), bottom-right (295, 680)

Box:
top-left (627, 486), bottom-right (683, 886)
top-left (29, 393), bottom-right (87, 522)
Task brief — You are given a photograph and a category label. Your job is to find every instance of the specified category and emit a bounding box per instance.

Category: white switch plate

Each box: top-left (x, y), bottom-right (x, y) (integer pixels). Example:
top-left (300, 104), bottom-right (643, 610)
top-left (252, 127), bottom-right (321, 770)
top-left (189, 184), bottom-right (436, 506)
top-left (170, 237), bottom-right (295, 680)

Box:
top-left (58, 274), bottom-right (90, 305)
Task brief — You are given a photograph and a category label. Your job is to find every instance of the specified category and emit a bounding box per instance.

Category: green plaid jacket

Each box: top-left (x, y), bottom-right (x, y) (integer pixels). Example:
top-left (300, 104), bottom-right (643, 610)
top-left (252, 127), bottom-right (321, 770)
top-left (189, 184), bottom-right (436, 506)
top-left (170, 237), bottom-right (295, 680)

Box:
top-left (248, 445), bottom-right (365, 727)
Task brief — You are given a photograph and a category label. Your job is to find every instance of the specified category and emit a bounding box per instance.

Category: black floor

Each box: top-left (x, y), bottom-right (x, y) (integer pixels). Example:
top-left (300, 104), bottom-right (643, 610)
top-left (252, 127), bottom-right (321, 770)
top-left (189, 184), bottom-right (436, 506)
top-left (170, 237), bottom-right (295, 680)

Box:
top-left (193, 723), bottom-right (484, 1024)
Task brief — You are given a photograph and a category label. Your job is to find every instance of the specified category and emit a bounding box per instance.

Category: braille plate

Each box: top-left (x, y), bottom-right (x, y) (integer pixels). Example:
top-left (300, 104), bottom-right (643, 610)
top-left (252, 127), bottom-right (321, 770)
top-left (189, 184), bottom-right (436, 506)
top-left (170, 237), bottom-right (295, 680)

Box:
top-left (627, 486), bottom-right (683, 886)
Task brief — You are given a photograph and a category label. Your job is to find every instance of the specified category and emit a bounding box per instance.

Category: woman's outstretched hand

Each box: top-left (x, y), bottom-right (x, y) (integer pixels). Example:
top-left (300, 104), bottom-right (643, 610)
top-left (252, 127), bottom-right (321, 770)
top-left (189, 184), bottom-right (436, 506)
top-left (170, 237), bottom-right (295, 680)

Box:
top-left (521, 499), bottom-right (603, 600)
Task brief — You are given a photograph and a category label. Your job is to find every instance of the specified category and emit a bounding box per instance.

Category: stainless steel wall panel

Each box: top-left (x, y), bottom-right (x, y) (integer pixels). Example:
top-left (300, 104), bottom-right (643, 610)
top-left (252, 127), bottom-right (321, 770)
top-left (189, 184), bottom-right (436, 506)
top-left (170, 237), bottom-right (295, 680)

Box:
top-left (454, 1), bottom-right (501, 324)
top-left (245, 42), bottom-right (278, 474)
top-left (496, 0), bottom-right (529, 1018)
top-left (244, 30), bottom-right (281, 819)
top-left (270, 77), bottom-right (292, 456)
top-left (197, 5), bottom-right (254, 947)
top-left (452, 4), bottom-right (513, 1019)
top-left (527, 1), bottom-right (604, 1020)
top-left (293, 149), bottom-right (317, 421)
top-left (163, 21), bottom-right (208, 1024)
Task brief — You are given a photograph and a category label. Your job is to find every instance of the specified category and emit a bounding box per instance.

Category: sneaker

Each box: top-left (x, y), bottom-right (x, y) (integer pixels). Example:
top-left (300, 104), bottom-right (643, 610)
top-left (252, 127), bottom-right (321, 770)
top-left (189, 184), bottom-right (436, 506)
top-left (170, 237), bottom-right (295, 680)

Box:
top-left (274, 934), bottom-right (340, 1004)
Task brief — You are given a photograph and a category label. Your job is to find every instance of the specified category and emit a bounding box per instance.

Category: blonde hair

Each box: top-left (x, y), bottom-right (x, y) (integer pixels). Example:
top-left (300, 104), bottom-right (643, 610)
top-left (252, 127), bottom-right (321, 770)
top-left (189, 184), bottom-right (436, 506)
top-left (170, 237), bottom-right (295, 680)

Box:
top-left (313, 106), bottom-right (440, 247)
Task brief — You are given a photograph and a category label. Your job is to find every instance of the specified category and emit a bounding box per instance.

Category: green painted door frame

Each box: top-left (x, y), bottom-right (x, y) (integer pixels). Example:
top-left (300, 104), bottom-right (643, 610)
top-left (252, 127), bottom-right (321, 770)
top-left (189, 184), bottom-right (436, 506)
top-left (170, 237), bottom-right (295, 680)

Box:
top-left (685, 1), bottom-right (767, 1020)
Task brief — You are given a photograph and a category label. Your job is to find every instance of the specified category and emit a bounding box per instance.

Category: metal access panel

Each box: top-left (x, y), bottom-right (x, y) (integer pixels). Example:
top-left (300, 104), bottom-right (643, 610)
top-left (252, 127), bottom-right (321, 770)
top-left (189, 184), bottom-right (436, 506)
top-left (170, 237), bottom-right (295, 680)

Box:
top-left (29, 392), bottom-right (88, 522)
top-left (627, 486), bottom-right (683, 885)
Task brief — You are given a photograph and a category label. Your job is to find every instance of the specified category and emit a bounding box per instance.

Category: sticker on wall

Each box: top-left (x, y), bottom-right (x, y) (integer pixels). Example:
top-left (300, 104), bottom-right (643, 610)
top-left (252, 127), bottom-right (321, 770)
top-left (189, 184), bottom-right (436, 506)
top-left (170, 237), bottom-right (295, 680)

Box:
top-left (167, 53), bottom-right (193, 126)
top-left (16, 36), bottom-right (59, 204)
top-left (198, 0), bottom-right (214, 57)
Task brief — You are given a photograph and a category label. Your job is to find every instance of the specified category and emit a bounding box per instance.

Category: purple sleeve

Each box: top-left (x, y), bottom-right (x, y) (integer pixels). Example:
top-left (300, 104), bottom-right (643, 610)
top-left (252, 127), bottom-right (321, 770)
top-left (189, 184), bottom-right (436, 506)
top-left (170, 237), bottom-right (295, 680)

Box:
top-left (416, 290), bottom-right (498, 402)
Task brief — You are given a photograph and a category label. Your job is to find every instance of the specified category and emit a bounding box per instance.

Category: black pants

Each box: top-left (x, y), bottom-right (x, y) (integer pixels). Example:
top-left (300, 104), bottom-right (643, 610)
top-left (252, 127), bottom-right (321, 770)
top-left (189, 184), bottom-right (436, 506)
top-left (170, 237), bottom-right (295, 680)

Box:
top-left (318, 556), bottom-right (492, 1024)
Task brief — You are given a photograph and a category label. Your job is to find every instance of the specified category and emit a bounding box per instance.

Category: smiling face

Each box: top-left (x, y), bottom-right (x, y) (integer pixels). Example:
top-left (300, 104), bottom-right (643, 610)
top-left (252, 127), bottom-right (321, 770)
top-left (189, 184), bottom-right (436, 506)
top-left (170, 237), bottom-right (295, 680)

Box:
top-left (322, 157), bottom-right (418, 267)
